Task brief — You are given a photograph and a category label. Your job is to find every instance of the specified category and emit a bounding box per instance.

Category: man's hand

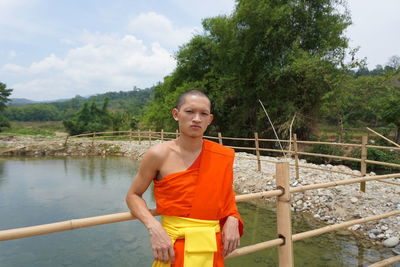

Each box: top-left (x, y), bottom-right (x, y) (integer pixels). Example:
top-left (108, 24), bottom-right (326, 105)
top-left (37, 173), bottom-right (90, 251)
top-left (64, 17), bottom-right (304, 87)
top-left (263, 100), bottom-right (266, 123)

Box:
top-left (148, 222), bottom-right (175, 264)
top-left (222, 216), bottom-right (240, 257)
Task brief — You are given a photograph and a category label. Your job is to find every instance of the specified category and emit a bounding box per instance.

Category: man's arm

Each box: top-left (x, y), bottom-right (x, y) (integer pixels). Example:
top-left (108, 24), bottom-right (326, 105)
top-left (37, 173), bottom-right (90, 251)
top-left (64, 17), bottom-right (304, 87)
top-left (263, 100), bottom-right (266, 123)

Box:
top-left (125, 146), bottom-right (175, 264)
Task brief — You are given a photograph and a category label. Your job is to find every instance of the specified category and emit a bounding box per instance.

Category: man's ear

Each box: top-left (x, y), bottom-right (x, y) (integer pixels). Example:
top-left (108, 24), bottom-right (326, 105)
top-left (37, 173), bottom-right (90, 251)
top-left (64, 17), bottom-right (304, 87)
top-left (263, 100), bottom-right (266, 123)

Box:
top-left (172, 108), bottom-right (179, 121)
top-left (209, 114), bottom-right (214, 124)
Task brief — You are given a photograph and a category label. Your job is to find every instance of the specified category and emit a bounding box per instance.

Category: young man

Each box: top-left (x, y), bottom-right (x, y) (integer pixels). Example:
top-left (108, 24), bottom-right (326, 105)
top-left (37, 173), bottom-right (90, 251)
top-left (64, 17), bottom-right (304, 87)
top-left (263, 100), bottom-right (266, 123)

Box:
top-left (126, 90), bottom-right (243, 267)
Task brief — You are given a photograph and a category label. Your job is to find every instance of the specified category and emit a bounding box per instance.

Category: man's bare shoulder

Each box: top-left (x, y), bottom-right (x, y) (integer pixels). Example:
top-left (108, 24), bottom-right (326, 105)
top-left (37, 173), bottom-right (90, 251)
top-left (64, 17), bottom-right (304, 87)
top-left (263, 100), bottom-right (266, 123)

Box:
top-left (143, 140), bottom-right (176, 161)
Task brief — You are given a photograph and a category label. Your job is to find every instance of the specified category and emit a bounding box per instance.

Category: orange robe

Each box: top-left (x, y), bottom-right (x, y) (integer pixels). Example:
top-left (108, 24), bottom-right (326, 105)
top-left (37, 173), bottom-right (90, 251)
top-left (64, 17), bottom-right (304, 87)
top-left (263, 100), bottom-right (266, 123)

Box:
top-left (153, 139), bottom-right (243, 266)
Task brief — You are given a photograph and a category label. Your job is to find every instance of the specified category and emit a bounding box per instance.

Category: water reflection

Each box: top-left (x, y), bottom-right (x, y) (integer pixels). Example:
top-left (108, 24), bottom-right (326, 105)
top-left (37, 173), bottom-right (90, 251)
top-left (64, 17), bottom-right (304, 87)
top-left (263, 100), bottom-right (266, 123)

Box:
top-left (0, 160), bottom-right (6, 187)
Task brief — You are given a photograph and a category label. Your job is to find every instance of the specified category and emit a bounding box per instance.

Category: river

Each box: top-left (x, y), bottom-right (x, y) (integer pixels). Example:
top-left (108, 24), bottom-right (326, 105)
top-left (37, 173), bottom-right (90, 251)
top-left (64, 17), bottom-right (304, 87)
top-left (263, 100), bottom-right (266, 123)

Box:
top-left (0, 157), bottom-right (396, 266)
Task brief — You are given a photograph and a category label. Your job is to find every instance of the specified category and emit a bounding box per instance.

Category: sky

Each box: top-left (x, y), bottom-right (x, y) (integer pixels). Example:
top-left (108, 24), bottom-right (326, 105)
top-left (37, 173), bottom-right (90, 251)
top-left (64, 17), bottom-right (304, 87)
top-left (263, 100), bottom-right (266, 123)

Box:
top-left (0, 0), bottom-right (399, 101)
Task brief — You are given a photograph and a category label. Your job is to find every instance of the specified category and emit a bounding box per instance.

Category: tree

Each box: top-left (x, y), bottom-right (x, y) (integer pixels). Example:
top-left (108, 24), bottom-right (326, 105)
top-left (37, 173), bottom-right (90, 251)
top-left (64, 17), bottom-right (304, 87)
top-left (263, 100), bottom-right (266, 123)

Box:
top-left (63, 98), bottom-right (113, 135)
top-left (387, 55), bottom-right (400, 70)
top-left (0, 82), bottom-right (13, 130)
top-left (142, 0), bottom-right (351, 139)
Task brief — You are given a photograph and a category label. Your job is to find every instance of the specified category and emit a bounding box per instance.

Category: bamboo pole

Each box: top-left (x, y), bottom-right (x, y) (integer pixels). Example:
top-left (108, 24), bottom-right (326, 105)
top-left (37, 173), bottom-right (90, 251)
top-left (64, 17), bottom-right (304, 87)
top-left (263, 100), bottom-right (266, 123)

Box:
top-left (148, 129), bottom-right (151, 146)
top-left (225, 238), bottom-right (284, 259)
top-left (292, 210), bottom-right (400, 242)
top-left (366, 127), bottom-right (400, 148)
top-left (219, 136), bottom-right (255, 141)
top-left (293, 134), bottom-right (300, 180)
top-left (360, 136), bottom-right (368, 192)
top-left (161, 129), bottom-right (164, 141)
top-left (366, 144), bottom-right (400, 151)
top-left (235, 189), bottom-right (283, 202)
top-left (295, 140), bottom-right (362, 147)
top-left (259, 148), bottom-right (292, 153)
top-left (258, 138), bottom-right (291, 143)
top-left (138, 130), bottom-right (141, 144)
top-left (218, 132), bottom-right (223, 145)
top-left (227, 210), bottom-right (400, 260)
top-left (290, 173), bottom-right (400, 194)
top-left (0, 210), bottom-right (157, 242)
top-left (176, 129), bottom-right (179, 138)
top-left (203, 135), bottom-right (224, 140)
top-left (129, 129), bottom-right (132, 141)
top-left (368, 255), bottom-right (400, 267)
top-left (63, 135), bottom-right (69, 147)
top-left (365, 159), bottom-right (400, 168)
top-left (276, 162), bottom-right (294, 267)
top-left (254, 132), bottom-right (261, 171)
top-left (91, 132), bottom-right (96, 146)
top-left (297, 151), bottom-right (362, 162)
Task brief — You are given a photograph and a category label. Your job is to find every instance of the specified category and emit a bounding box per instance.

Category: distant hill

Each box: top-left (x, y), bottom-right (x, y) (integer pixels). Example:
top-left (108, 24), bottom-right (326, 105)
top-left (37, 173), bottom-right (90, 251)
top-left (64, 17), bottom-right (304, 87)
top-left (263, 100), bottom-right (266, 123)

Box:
top-left (8, 98), bottom-right (39, 106)
top-left (5, 87), bottom-right (155, 121)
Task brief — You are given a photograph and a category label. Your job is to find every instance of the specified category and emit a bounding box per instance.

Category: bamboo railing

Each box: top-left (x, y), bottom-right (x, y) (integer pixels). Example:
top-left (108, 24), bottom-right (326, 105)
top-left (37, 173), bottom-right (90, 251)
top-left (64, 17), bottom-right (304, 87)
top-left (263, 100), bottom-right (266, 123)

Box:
top-left (1, 165), bottom-right (399, 266)
top-left (65, 129), bottom-right (400, 191)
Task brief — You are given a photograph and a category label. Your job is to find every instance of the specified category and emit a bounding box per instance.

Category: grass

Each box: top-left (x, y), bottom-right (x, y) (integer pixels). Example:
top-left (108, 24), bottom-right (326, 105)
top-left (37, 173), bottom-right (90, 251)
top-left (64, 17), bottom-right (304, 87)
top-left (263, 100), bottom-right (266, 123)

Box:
top-left (1, 121), bottom-right (66, 136)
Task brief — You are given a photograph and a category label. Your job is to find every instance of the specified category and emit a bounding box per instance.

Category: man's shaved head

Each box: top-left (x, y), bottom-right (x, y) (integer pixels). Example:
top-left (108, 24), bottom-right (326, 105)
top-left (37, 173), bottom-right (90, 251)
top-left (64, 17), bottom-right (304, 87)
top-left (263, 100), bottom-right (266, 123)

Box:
top-left (176, 90), bottom-right (211, 110)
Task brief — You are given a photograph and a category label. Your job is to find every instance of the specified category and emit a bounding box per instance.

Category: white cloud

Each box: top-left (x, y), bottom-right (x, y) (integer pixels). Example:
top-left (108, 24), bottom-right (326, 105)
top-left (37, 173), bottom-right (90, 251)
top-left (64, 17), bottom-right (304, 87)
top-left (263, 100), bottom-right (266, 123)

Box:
top-left (128, 12), bottom-right (199, 48)
top-left (0, 33), bottom-right (176, 101)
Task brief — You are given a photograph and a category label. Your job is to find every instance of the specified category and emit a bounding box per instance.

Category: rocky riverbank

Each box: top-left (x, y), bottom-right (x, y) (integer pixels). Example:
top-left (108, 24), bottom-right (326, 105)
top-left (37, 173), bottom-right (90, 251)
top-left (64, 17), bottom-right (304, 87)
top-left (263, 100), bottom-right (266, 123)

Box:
top-left (1, 135), bottom-right (399, 250)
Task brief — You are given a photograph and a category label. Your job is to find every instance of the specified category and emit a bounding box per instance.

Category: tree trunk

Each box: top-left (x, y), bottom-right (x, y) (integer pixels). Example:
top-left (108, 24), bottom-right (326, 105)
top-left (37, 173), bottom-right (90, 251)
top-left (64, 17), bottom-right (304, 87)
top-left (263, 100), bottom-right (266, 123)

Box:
top-left (395, 126), bottom-right (400, 144)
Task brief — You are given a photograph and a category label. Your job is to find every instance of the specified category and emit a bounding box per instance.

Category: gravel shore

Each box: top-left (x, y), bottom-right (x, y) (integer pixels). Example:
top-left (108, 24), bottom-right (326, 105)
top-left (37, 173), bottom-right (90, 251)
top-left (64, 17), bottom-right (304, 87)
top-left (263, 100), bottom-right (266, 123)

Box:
top-left (1, 136), bottom-right (399, 248)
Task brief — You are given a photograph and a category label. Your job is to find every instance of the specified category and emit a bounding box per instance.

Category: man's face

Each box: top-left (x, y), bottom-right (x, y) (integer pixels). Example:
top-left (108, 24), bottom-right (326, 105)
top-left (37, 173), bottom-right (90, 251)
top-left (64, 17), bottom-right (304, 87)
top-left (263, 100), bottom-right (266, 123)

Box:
top-left (172, 94), bottom-right (213, 138)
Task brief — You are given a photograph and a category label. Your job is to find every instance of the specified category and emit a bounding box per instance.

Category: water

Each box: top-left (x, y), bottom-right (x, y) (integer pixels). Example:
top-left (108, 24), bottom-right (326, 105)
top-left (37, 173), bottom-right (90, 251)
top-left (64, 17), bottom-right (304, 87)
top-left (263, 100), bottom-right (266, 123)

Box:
top-left (0, 157), bottom-right (397, 267)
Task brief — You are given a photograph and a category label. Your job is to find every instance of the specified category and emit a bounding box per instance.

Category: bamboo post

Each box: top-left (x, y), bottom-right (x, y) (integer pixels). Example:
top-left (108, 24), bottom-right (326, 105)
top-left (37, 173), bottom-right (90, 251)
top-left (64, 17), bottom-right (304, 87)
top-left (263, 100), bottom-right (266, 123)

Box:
top-left (129, 129), bottom-right (132, 141)
top-left (91, 132), bottom-right (96, 146)
top-left (148, 129), bottom-right (151, 146)
top-left (63, 135), bottom-right (69, 147)
top-left (293, 134), bottom-right (300, 180)
top-left (218, 132), bottom-right (223, 145)
top-left (176, 129), bottom-right (179, 138)
top-left (360, 135), bottom-right (368, 192)
top-left (138, 130), bottom-right (141, 144)
top-left (276, 162), bottom-right (294, 267)
top-left (161, 129), bottom-right (164, 141)
top-left (254, 132), bottom-right (261, 171)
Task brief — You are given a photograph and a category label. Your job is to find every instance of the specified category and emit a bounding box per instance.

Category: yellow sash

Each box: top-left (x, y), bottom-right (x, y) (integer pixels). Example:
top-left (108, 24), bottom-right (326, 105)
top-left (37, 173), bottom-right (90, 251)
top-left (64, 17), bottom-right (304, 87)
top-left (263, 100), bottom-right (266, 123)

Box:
top-left (152, 216), bottom-right (220, 267)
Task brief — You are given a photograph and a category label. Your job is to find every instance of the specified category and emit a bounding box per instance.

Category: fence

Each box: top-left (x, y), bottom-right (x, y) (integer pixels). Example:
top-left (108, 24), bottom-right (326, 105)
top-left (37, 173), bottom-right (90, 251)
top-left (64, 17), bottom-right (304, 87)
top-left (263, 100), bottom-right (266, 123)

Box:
top-left (1, 162), bottom-right (399, 266)
top-left (65, 129), bottom-right (400, 191)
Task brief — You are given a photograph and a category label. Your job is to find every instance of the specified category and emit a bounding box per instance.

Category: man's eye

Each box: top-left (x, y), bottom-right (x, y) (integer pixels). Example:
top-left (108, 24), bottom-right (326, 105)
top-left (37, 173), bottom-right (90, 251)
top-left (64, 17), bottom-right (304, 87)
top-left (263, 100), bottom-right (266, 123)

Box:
top-left (186, 110), bottom-right (193, 113)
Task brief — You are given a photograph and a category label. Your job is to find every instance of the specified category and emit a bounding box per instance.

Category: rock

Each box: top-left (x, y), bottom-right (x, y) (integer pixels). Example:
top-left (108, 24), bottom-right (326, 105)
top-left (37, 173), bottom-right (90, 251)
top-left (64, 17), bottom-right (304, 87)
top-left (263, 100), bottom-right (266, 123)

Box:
top-left (371, 229), bottom-right (380, 235)
top-left (350, 197), bottom-right (358, 204)
top-left (383, 237), bottom-right (399, 247)
top-left (369, 233), bottom-right (376, 239)
top-left (392, 245), bottom-right (400, 255)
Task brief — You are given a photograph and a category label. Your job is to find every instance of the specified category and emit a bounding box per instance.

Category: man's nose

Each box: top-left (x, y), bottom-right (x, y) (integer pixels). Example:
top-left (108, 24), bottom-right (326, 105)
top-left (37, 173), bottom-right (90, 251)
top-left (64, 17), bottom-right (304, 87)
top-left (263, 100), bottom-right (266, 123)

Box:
top-left (193, 113), bottom-right (201, 122)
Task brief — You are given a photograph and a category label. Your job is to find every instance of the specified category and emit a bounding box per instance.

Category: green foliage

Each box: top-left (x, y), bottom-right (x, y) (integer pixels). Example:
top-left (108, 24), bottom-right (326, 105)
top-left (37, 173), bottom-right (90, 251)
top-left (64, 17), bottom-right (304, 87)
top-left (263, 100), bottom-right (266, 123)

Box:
top-left (6, 104), bottom-right (61, 121)
top-left (6, 87), bottom-right (154, 122)
top-left (63, 99), bottom-right (113, 135)
top-left (303, 137), bottom-right (345, 164)
top-left (142, 0), bottom-right (351, 139)
top-left (0, 82), bottom-right (13, 132)
top-left (321, 68), bottom-right (400, 143)
top-left (350, 148), bottom-right (400, 172)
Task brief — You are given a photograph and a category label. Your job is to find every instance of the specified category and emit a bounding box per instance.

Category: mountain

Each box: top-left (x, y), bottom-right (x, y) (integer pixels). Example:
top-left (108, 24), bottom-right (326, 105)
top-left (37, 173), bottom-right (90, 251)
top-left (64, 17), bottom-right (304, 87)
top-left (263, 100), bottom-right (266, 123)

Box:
top-left (5, 87), bottom-right (155, 121)
top-left (8, 98), bottom-right (39, 106)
